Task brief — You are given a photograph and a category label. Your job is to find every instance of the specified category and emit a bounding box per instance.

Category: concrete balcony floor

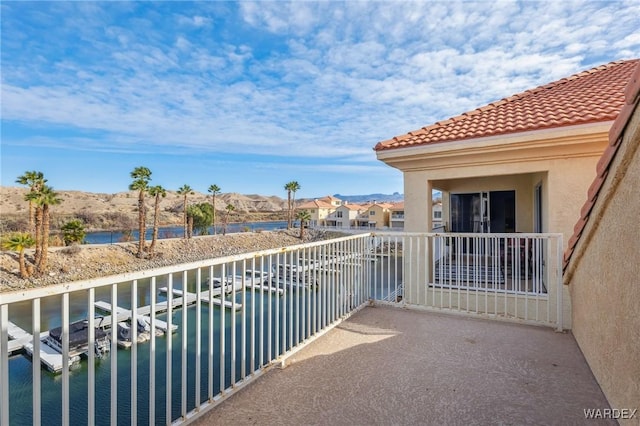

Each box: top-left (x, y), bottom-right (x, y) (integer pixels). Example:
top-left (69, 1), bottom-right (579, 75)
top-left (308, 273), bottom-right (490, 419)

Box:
top-left (195, 306), bottom-right (613, 426)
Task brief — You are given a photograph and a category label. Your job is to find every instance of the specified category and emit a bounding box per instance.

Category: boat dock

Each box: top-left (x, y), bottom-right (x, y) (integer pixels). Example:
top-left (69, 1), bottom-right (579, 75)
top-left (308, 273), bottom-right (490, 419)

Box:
top-left (94, 301), bottom-right (177, 333)
top-left (158, 287), bottom-right (244, 311)
top-left (7, 321), bottom-right (36, 355)
top-left (6, 282), bottom-right (267, 373)
top-left (7, 321), bottom-right (79, 373)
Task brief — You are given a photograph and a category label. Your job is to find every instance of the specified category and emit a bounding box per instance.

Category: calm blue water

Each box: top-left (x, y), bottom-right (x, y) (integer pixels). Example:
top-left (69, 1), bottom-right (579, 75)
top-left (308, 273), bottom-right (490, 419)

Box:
top-left (84, 221), bottom-right (288, 244)
top-left (6, 255), bottom-right (399, 425)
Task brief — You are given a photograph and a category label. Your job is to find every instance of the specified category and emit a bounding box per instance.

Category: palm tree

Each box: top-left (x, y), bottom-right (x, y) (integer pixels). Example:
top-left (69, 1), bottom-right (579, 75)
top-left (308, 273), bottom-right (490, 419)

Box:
top-left (24, 190), bottom-right (43, 264)
top-left (147, 185), bottom-right (166, 255)
top-left (61, 219), bottom-right (86, 245)
top-left (16, 171), bottom-right (46, 236)
top-left (295, 210), bottom-right (311, 239)
top-left (222, 203), bottom-right (235, 236)
top-left (207, 184), bottom-right (221, 235)
top-left (129, 166), bottom-right (152, 258)
top-left (177, 184), bottom-right (194, 239)
top-left (290, 181), bottom-right (300, 226)
top-left (35, 185), bottom-right (62, 274)
top-left (2, 233), bottom-right (35, 278)
top-left (284, 181), bottom-right (301, 229)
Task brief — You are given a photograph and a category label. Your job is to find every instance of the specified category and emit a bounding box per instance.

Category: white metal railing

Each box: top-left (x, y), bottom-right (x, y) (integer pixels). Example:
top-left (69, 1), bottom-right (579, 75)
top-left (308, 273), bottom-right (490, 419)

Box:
top-left (0, 234), bottom-right (371, 425)
top-left (0, 232), bottom-right (563, 424)
top-left (368, 232), bottom-right (564, 331)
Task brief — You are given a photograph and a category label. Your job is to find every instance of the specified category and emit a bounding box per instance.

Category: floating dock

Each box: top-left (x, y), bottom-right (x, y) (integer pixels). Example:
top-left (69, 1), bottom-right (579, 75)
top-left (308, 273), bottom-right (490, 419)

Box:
top-left (94, 301), bottom-right (177, 333)
top-left (7, 275), bottom-right (286, 373)
top-left (7, 321), bottom-right (79, 373)
top-left (158, 287), bottom-right (246, 311)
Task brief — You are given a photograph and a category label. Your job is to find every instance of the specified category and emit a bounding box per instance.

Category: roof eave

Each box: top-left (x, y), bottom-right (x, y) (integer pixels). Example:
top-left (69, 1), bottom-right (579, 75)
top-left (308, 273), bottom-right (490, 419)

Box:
top-left (376, 122), bottom-right (613, 170)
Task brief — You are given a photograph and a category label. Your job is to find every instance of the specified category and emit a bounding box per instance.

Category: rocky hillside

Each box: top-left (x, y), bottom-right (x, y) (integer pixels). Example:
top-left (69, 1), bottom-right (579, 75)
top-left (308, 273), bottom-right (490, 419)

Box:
top-left (0, 229), bottom-right (344, 291)
top-left (0, 186), bottom-right (288, 232)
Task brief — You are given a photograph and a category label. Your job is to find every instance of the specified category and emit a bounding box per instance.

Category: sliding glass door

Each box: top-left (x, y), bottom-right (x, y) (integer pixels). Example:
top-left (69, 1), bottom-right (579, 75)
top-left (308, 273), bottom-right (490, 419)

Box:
top-left (450, 190), bottom-right (515, 233)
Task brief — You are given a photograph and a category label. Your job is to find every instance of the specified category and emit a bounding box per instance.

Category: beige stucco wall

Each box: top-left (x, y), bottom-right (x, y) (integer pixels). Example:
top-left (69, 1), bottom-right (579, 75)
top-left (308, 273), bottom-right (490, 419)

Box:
top-left (401, 153), bottom-right (602, 248)
top-left (568, 106), bottom-right (640, 423)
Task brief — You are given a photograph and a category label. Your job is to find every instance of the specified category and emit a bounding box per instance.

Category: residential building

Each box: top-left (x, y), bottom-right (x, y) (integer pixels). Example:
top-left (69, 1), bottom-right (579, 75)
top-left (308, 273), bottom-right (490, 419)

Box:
top-left (389, 202), bottom-right (405, 229)
top-left (297, 196), bottom-right (340, 227)
top-left (375, 59), bottom-right (638, 245)
top-left (356, 203), bottom-right (392, 229)
top-left (326, 203), bottom-right (364, 228)
top-left (391, 202), bottom-right (441, 230)
top-left (562, 61), bottom-right (640, 419)
top-left (375, 58), bottom-right (640, 418)
top-left (432, 202), bottom-right (442, 229)
top-left (319, 195), bottom-right (342, 207)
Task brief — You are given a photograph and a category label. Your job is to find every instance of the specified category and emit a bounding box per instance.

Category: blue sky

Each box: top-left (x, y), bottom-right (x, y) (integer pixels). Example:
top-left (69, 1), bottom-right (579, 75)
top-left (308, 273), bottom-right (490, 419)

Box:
top-left (2, 1), bottom-right (639, 199)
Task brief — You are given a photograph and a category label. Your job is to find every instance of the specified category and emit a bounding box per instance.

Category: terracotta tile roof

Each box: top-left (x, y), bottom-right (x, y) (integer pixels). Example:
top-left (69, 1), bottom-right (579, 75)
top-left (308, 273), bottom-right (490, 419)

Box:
top-left (375, 59), bottom-right (639, 152)
top-left (319, 195), bottom-right (341, 203)
top-left (298, 199), bottom-right (334, 209)
top-left (340, 203), bottom-right (365, 211)
top-left (563, 60), bottom-right (640, 274)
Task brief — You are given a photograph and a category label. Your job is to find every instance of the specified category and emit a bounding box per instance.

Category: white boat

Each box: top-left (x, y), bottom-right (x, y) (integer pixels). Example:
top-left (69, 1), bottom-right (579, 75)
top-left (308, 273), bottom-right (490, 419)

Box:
top-left (117, 316), bottom-right (152, 348)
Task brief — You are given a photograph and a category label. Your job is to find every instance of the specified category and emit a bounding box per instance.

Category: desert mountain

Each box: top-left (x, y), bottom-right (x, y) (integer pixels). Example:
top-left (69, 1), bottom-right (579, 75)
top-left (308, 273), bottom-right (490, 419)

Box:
top-left (0, 186), bottom-right (289, 231)
top-left (1, 187), bottom-right (288, 214)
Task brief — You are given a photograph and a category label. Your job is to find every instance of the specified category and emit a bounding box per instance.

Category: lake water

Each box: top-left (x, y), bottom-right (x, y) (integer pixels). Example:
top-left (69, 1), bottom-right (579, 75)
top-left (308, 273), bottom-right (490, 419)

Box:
top-left (7, 274), bottom-right (326, 425)
top-left (84, 221), bottom-right (288, 244)
top-left (5, 242), bottom-right (397, 424)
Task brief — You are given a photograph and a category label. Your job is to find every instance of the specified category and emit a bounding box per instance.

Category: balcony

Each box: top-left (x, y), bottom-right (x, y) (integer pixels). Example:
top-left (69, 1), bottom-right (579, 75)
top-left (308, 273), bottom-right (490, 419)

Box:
top-left (1, 232), bottom-right (596, 425)
top-left (195, 306), bottom-right (610, 425)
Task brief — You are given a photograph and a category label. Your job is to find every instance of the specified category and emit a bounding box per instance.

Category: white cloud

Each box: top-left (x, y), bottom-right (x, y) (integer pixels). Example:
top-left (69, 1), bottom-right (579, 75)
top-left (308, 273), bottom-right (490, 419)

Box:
top-left (2, 0), bottom-right (640, 167)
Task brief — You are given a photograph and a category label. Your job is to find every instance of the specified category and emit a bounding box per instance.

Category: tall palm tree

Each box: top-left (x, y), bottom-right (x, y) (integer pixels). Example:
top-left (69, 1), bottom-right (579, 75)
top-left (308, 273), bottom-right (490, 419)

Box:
top-left (2, 233), bottom-right (35, 278)
top-left (147, 185), bottom-right (166, 255)
top-left (24, 190), bottom-right (43, 264)
top-left (295, 210), bottom-right (311, 239)
top-left (222, 203), bottom-right (235, 236)
top-left (35, 185), bottom-right (62, 274)
top-left (129, 166), bottom-right (152, 258)
top-left (208, 184), bottom-right (221, 235)
top-left (177, 184), bottom-right (194, 239)
top-left (290, 181), bottom-right (300, 226)
top-left (284, 181), bottom-right (301, 229)
top-left (16, 171), bottom-right (46, 236)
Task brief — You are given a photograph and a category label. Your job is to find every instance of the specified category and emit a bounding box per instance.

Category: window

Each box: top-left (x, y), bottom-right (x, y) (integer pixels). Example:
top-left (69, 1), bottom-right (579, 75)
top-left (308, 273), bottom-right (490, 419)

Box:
top-left (433, 211), bottom-right (442, 219)
top-left (336, 211), bottom-right (343, 218)
top-left (310, 209), bottom-right (315, 213)
top-left (370, 211), bottom-right (375, 215)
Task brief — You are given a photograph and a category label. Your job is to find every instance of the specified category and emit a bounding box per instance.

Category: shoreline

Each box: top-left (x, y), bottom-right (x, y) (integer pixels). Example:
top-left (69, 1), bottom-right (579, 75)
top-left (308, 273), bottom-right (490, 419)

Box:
top-left (0, 229), bottom-right (343, 293)
top-left (82, 219), bottom-right (288, 233)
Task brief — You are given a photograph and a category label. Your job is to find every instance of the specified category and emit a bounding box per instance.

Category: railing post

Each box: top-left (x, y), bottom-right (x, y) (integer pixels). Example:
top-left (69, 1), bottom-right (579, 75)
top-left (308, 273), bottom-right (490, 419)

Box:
top-left (62, 293), bottom-right (69, 426)
top-left (0, 304), bottom-right (8, 426)
top-left (86, 291), bottom-right (94, 426)
top-left (556, 235), bottom-right (564, 331)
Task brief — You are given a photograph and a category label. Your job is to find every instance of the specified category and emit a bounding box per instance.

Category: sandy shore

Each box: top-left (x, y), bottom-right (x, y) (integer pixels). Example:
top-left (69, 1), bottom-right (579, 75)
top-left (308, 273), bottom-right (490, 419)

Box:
top-left (0, 229), bottom-right (342, 293)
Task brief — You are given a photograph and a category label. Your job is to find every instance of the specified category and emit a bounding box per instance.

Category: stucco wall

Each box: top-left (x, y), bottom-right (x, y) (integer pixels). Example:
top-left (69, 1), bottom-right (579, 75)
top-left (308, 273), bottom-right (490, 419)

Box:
top-left (546, 157), bottom-right (602, 240)
top-left (402, 153), bottom-right (601, 244)
top-left (569, 109), bottom-right (640, 423)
